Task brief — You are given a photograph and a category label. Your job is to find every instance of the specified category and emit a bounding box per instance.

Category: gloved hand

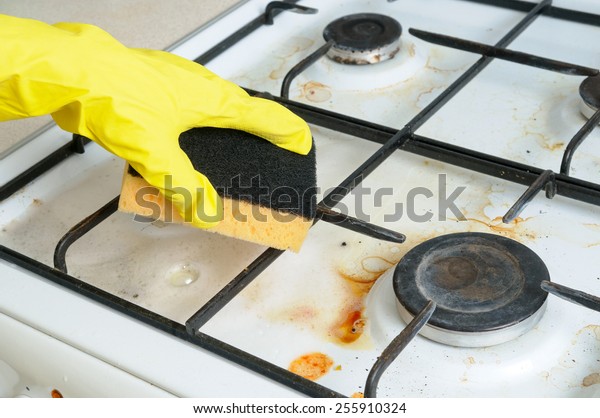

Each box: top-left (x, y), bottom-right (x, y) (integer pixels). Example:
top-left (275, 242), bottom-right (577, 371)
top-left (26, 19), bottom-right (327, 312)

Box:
top-left (0, 14), bottom-right (312, 228)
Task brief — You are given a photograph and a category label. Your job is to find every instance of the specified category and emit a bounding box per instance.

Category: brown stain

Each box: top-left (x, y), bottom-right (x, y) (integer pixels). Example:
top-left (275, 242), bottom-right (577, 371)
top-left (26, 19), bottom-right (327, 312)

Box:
top-left (577, 324), bottom-right (600, 341)
top-left (583, 225), bottom-right (600, 247)
top-left (408, 43), bottom-right (416, 57)
top-left (288, 352), bottom-right (334, 381)
top-left (302, 81), bottom-right (332, 103)
top-left (268, 60), bottom-right (287, 80)
top-left (31, 198), bottom-right (43, 207)
top-left (51, 389), bottom-right (63, 398)
top-left (583, 373), bottom-right (600, 387)
top-left (461, 216), bottom-right (536, 241)
top-left (526, 130), bottom-right (564, 152)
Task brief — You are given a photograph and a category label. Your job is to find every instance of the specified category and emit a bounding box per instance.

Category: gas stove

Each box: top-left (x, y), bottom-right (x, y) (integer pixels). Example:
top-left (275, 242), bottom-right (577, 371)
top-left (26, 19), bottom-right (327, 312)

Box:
top-left (1, 0), bottom-right (600, 398)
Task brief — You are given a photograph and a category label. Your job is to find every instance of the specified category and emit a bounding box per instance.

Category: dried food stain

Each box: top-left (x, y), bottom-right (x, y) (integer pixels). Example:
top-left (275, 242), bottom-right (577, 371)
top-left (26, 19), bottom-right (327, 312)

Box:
top-left (288, 352), bottom-right (334, 381)
top-left (301, 81), bottom-right (332, 103)
top-left (582, 373), bottom-right (600, 387)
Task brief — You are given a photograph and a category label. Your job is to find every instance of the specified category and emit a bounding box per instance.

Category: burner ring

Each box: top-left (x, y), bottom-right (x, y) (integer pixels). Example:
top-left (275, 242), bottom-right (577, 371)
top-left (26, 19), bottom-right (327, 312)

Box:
top-left (393, 233), bottom-right (549, 337)
top-left (580, 75), bottom-right (600, 119)
top-left (323, 13), bottom-right (402, 65)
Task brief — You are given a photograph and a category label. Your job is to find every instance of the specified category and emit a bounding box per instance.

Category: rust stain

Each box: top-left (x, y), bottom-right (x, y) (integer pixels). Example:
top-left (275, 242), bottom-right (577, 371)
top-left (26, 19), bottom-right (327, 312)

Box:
top-left (288, 352), bottom-right (334, 381)
top-left (301, 81), bottom-right (332, 103)
top-left (526, 130), bottom-right (564, 152)
top-left (583, 373), bottom-right (600, 387)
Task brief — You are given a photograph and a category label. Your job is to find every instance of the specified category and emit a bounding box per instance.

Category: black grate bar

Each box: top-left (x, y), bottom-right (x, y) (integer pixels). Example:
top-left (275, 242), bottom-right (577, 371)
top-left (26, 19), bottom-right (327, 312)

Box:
top-left (317, 206), bottom-right (406, 243)
top-left (502, 169), bottom-right (556, 223)
top-left (54, 196), bottom-right (120, 273)
top-left (265, 1), bottom-right (318, 25)
top-left (195, 0), bottom-right (303, 65)
top-left (560, 108), bottom-right (600, 176)
top-left (281, 40), bottom-right (334, 98)
top-left (458, 0), bottom-right (600, 27)
top-left (0, 245), bottom-right (344, 398)
top-left (186, 248), bottom-right (285, 330)
top-left (193, 332), bottom-right (345, 398)
top-left (364, 300), bottom-right (436, 398)
top-left (541, 280), bottom-right (600, 312)
top-left (409, 28), bottom-right (598, 77)
top-left (0, 136), bottom-right (91, 202)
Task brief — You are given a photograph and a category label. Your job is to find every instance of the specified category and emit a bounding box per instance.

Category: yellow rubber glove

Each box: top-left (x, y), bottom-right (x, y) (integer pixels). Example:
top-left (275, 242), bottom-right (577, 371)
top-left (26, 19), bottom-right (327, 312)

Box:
top-left (0, 14), bottom-right (312, 228)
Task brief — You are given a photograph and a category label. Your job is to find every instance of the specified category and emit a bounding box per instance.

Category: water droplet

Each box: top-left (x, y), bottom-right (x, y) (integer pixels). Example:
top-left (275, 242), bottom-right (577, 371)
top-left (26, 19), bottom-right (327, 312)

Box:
top-left (167, 263), bottom-right (200, 287)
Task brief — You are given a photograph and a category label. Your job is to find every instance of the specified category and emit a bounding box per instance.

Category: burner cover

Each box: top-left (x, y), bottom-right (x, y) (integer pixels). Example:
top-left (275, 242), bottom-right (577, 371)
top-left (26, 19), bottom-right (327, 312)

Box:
top-left (323, 13), bottom-right (402, 65)
top-left (393, 233), bottom-right (549, 347)
top-left (580, 75), bottom-right (600, 119)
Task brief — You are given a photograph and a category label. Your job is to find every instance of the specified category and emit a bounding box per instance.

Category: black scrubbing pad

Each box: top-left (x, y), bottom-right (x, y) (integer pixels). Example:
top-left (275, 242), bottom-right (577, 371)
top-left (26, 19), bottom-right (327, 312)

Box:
top-left (129, 127), bottom-right (317, 219)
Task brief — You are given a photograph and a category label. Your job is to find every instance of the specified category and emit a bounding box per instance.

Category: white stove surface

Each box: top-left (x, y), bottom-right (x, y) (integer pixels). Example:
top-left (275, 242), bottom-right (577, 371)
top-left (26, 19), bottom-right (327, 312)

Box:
top-left (1, 0), bottom-right (600, 398)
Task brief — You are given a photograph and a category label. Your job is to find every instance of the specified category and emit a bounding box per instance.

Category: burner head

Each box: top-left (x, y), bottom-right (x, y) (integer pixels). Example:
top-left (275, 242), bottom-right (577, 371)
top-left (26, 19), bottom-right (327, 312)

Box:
top-left (393, 233), bottom-right (549, 347)
top-left (323, 13), bottom-right (402, 65)
top-left (580, 75), bottom-right (600, 119)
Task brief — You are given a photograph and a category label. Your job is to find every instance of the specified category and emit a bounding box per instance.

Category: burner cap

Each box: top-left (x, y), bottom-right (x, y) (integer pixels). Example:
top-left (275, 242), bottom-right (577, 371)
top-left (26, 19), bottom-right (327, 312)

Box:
top-left (323, 13), bottom-right (402, 65)
top-left (393, 233), bottom-right (549, 345)
top-left (580, 75), bottom-right (600, 118)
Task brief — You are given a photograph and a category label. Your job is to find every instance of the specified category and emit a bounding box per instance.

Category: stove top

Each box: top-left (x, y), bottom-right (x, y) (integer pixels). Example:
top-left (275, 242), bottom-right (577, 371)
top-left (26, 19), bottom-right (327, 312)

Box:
top-left (1, 0), bottom-right (600, 398)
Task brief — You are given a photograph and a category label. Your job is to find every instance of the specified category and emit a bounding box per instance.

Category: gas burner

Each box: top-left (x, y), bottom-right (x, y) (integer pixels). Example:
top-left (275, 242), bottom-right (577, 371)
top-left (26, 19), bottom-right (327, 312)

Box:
top-left (392, 233), bottom-right (549, 347)
top-left (580, 75), bottom-right (600, 119)
top-left (322, 13), bottom-right (402, 65)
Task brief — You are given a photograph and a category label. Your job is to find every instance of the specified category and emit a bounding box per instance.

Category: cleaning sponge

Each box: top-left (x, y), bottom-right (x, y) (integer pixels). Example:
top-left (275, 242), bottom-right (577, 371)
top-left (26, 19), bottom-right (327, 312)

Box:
top-left (118, 127), bottom-right (317, 252)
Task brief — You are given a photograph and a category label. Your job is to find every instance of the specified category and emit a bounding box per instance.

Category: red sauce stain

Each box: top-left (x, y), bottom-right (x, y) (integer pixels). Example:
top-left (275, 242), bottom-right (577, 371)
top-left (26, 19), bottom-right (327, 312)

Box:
top-left (288, 353), bottom-right (334, 381)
